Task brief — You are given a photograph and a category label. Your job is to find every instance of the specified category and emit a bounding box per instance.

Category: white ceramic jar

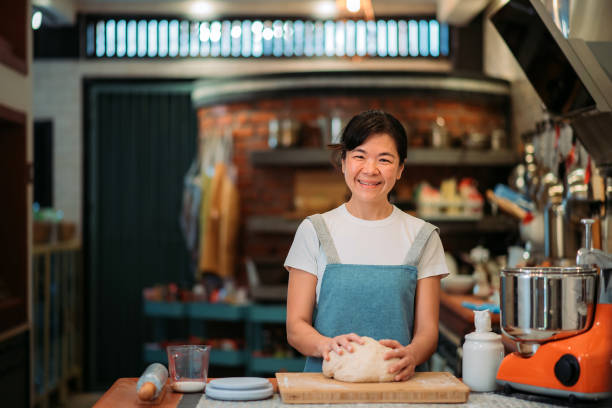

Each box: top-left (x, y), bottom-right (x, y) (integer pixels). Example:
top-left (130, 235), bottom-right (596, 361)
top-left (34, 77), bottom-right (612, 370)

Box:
top-left (462, 310), bottom-right (504, 392)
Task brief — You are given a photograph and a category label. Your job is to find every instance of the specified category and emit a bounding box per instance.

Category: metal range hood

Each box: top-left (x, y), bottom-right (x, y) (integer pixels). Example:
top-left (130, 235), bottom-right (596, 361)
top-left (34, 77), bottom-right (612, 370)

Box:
top-left (490, 0), bottom-right (612, 174)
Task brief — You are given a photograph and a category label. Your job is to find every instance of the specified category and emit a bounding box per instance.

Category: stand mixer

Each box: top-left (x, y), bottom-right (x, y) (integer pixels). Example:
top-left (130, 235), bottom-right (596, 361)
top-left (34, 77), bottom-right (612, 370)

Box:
top-left (496, 219), bottom-right (612, 400)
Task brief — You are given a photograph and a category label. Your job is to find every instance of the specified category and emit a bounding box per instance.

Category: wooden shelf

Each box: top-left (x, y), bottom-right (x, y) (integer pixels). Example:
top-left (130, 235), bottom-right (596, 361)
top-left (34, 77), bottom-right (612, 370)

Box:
top-left (0, 47), bottom-right (27, 75)
top-left (0, 322), bottom-right (28, 343)
top-left (251, 148), bottom-right (519, 167)
top-left (0, 296), bottom-right (24, 311)
top-left (0, 1), bottom-right (28, 75)
top-left (0, 101), bottom-right (27, 337)
top-left (247, 214), bottom-right (517, 235)
top-left (251, 148), bottom-right (333, 167)
top-left (32, 239), bottom-right (82, 255)
top-left (0, 102), bottom-right (27, 125)
top-left (0, 3), bottom-right (30, 406)
top-left (32, 245), bottom-right (83, 406)
top-left (407, 148), bottom-right (519, 166)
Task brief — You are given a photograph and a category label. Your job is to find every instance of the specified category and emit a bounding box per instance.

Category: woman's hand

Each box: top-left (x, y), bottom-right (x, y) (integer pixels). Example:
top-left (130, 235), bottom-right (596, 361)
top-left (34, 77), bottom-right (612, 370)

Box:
top-left (379, 339), bottom-right (418, 381)
top-left (318, 333), bottom-right (364, 361)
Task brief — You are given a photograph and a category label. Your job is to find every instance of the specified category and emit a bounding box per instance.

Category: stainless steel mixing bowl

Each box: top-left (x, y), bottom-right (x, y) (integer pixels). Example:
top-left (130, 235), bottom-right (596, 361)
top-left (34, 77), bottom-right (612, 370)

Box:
top-left (500, 267), bottom-right (598, 356)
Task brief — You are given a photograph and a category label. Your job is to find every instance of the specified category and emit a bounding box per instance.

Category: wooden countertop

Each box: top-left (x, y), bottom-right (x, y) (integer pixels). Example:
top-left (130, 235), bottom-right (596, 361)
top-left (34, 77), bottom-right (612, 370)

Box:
top-left (94, 294), bottom-right (513, 407)
top-left (94, 377), bottom-right (558, 407)
top-left (93, 378), bottom-right (279, 408)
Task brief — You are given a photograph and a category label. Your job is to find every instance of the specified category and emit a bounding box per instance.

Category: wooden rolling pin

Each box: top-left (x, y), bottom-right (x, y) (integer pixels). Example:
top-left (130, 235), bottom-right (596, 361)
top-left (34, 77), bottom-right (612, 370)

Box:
top-left (136, 363), bottom-right (168, 401)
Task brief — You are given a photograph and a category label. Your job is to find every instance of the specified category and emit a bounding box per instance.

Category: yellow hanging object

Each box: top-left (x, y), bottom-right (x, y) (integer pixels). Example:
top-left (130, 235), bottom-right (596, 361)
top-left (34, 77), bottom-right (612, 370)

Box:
top-left (217, 173), bottom-right (240, 277)
top-left (199, 162), bottom-right (226, 275)
top-left (197, 174), bottom-right (211, 278)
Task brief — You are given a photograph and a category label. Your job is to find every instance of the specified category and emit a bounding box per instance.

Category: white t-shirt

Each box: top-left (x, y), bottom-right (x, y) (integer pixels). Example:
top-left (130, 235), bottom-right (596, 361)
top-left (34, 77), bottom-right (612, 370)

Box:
top-left (284, 204), bottom-right (449, 302)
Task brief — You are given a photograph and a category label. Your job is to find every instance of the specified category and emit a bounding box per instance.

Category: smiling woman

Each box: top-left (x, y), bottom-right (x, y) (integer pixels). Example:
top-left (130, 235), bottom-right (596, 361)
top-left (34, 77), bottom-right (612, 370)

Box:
top-left (285, 110), bottom-right (449, 382)
top-left (336, 111), bottom-right (406, 219)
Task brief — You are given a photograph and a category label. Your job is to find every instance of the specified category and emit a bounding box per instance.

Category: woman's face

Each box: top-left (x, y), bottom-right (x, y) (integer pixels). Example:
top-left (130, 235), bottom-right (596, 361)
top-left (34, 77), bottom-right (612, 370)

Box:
top-left (341, 133), bottom-right (404, 205)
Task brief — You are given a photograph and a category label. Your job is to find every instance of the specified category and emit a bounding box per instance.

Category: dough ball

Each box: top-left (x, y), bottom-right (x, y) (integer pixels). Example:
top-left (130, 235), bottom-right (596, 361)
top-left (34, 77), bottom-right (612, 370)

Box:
top-left (322, 336), bottom-right (400, 382)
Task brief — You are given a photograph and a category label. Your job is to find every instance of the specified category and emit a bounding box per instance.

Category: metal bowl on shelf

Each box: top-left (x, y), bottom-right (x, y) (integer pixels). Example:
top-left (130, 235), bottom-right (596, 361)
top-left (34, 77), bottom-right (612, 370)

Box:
top-left (500, 266), bottom-right (597, 356)
top-left (464, 132), bottom-right (489, 149)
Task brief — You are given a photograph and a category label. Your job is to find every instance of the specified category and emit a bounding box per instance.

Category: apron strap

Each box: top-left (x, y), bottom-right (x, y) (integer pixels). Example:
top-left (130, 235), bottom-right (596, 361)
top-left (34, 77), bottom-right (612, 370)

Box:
top-left (307, 214), bottom-right (341, 264)
top-left (403, 222), bottom-right (439, 266)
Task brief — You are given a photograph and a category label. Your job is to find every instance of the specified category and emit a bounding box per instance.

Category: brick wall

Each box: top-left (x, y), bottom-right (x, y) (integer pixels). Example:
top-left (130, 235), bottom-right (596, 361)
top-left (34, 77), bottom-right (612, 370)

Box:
top-left (32, 60), bottom-right (517, 251)
top-left (197, 93), bottom-right (509, 265)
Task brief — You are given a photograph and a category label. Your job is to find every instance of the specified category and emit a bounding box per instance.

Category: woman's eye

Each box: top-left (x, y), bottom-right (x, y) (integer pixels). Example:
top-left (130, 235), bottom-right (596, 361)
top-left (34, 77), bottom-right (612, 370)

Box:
top-left (353, 155), bottom-right (364, 159)
top-left (379, 158), bottom-right (391, 163)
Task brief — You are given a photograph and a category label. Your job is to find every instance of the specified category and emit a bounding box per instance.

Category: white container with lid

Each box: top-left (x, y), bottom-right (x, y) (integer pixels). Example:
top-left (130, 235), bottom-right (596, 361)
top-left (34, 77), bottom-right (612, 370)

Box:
top-left (462, 310), bottom-right (504, 392)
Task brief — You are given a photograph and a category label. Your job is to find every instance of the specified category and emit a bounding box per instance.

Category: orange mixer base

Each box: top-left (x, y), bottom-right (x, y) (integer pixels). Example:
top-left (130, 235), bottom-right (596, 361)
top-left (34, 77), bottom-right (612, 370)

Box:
top-left (496, 304), bottom-right (612, 400)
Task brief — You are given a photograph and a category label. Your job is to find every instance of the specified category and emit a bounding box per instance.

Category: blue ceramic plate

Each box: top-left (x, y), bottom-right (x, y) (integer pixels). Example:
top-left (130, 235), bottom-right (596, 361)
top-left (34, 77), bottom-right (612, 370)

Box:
top-left (205, 381), bottom-right (273, 401)
top-left (207, 377), bottom-right (271, 390)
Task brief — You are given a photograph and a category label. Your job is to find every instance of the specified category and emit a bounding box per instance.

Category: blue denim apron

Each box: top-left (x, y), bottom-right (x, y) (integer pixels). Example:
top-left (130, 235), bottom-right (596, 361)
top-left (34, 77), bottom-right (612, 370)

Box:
top-left (303, 214), bottom-right (438, 372)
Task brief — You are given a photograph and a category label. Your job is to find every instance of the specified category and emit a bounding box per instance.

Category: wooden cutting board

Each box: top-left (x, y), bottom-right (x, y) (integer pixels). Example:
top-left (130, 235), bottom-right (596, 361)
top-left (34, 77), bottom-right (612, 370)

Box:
top-left (276, 372), bottom-right (469, 404)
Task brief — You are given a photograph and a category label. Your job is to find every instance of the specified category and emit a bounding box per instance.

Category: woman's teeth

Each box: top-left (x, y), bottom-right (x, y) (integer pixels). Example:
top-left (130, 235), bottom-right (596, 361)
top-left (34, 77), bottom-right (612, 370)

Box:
top-left (358, 180), bottom-right (380, 186)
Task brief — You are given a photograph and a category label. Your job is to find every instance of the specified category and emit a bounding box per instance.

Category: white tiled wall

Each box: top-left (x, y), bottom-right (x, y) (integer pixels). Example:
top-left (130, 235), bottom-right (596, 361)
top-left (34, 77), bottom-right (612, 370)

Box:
top-left (33, 61), bottom-right (82, 232)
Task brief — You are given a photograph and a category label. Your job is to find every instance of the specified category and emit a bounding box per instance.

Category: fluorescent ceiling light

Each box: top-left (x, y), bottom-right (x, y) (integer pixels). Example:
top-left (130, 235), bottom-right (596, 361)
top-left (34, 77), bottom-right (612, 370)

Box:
top-left (347, 0), bottom-right (360, 13)
top-left (314, 1), bottom-right (336, 19)
top-left (190, 2), bottom-right (213, 17)
top-left (32, 10), bottom-right (43, 30)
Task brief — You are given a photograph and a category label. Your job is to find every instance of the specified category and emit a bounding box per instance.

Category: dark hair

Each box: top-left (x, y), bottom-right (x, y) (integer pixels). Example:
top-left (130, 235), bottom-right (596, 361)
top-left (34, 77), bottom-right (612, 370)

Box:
top-left (329, 110), bottom-right (407, 167)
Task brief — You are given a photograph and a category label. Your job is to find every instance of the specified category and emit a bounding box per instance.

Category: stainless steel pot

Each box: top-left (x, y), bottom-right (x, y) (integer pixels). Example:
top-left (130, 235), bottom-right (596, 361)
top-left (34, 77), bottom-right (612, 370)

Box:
top-left (500, 267), bottom-right (598, 356)
top-left (544, 202), bottom-right (579, 260)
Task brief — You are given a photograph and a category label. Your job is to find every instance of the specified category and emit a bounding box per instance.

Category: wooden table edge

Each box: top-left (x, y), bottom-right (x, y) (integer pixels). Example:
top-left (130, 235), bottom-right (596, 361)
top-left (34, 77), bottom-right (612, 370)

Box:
top-left (93, 377), bottom-right (279, 407)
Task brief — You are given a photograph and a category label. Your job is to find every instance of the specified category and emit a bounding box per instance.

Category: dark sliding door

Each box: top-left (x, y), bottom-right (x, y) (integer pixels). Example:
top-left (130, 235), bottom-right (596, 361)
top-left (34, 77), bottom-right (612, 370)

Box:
top-left (85, 82), bottom-right (197, 389)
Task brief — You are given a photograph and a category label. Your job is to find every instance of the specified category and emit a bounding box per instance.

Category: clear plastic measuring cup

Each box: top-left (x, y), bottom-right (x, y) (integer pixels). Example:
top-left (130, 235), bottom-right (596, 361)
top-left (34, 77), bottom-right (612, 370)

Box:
top-left (166, 345), bottom-right (210, 393)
